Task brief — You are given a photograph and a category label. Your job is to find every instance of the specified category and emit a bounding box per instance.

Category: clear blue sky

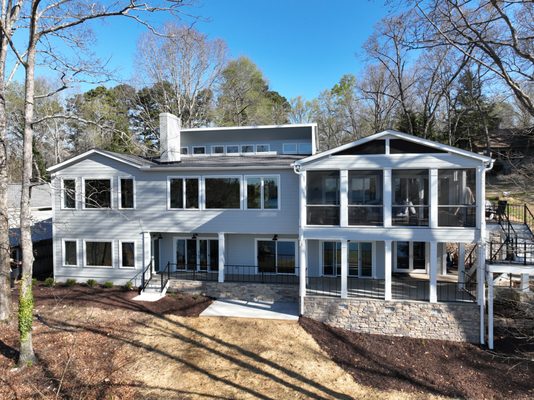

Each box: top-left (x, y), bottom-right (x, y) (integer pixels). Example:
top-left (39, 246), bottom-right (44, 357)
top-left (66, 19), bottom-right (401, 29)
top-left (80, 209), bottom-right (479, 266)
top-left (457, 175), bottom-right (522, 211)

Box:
top-left (71, 0), bottom-right (391, 100)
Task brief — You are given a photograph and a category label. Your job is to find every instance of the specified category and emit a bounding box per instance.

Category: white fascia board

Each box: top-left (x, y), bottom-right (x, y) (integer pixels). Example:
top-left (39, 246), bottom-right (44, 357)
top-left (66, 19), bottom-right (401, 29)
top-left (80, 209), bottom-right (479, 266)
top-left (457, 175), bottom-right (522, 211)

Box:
top-left (181, 122), bottom-right (317, 132)
top-left (295, 130), bottom-right (492, 166)
top-left (140, 165), bottom-right (292, 171)
top-left (47, 149), bottom-right (142, 173)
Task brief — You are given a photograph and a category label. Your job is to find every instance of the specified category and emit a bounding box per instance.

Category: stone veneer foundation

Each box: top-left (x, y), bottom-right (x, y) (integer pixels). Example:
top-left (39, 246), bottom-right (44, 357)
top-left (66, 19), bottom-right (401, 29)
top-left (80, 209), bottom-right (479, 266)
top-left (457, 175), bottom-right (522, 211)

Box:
top-left (303, 296), bottom-right (480, 342)
top-left (169, 280), bottom-right (299, 302)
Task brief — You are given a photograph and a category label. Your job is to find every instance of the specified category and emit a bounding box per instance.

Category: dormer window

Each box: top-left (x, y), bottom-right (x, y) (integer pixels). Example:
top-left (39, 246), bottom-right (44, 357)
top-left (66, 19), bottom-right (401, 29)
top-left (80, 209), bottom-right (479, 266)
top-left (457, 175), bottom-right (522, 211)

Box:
top-left (241, 145), bottom-right (254, 153)
top-left (256, 144), bottom-right (270, 153)
top-left (212, 145), bottom-right (225, 154)
top-left (226, 145), bottom-right (239, 154)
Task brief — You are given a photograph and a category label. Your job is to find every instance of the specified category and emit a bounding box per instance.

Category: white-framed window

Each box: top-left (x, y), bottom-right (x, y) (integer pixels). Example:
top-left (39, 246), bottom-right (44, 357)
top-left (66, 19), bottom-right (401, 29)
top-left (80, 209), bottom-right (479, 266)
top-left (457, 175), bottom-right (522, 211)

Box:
top-left (62, 239), bottom-right (78, 267)
top-left (204, 176), bottom-right (241, 209)
top-left (255, 239), bottom-right (297, 274)
top-left (226, 145), bottom-right (239, 154)
top-left (394, 241), bottom-right (427, 273)
top-left (61, 178), bottom-right (77, 209)
top-left (192, 146), bottom-right (206, 155)
top-left (245, 175), bottom-right (279, 210)
top-left (119, 241), bottom-right (136, 269)
top-left (211, 145), bottom-right (225, 154)
top-left (283, 143), bottom-right (298, 154)
top-left (83, 178), bottom-right (112, 209)
top-left (241, 144), bottom-right (255, 153)
top-left (298, 143), bottom-right (312, 155)
top-left (119, 177), bottom-right (135, 209)
top-left (84, 240), bottom-right (113, 268)
top-left (180, 147), bottom-right (189, 155)
top-left (168, 177), bottom-right (200, 209)
top-left (256, 144), bottom-right (270, 153)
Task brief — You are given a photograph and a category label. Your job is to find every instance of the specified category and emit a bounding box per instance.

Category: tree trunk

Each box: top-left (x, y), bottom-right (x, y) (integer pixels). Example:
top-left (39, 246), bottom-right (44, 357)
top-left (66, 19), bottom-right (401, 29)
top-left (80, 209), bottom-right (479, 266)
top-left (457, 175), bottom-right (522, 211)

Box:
top-left (18, 19), bottom-right (38, 367)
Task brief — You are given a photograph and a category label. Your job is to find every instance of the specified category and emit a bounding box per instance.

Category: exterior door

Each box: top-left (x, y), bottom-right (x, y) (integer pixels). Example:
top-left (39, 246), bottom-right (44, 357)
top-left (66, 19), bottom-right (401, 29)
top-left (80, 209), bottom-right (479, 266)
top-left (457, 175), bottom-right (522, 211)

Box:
top-left (394, 241), bottom-right (427, 272)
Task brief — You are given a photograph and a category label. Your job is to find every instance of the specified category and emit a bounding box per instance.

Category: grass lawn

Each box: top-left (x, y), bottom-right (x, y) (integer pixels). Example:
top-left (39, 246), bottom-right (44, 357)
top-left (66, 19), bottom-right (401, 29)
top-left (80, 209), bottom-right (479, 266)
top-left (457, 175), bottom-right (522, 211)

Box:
top-left (1, 284), bottom-right (532, 399)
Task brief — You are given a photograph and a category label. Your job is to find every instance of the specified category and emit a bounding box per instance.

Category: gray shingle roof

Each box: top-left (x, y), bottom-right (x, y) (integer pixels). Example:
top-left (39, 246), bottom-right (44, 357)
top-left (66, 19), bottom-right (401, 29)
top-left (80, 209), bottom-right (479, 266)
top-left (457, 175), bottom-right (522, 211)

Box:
top-left (150, 154), bottom-right (304, 168)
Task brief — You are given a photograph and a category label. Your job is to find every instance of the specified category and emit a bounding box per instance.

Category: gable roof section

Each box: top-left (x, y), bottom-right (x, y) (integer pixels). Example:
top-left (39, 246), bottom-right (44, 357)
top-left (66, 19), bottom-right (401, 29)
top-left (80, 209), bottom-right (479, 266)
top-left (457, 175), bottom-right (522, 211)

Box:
top-left (47, 149), bottom-right (155, 173)
top-left (294, 130), bottom-right (492, 166)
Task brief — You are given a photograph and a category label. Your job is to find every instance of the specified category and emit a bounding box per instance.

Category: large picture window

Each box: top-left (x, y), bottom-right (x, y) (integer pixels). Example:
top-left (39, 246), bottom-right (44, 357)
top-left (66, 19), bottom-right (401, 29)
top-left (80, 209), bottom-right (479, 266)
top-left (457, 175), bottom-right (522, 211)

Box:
top-left (119, 178), bottom-right (134, 209)
top-left (84, 179), bottom-right (111, 209)
top-left (85, 241), bottom-right (112, 267)
top-left (169, 178), bottom-right (199, 209)
top-left (205, 177), bottom-right (240, 209)
top-left (246, 176), bottom-right (279, 209)
top-left (438, 169), bottom-right (477, 227)
top-left (62, 179), bottom-right (76, 209)
top-left (392, 170), bottom-right (428, 226)
top-left (348, 170), bottom-right (383, 225)
top-left (306, 171), bottom-right (340, 225)
top-left (257, 240), bottom-right (296, 274)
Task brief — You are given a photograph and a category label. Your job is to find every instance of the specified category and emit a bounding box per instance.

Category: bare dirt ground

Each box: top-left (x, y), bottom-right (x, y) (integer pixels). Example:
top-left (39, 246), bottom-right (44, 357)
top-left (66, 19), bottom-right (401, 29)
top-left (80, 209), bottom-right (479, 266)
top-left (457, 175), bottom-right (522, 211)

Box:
top-left (1, 284), bottom-right (533, 399)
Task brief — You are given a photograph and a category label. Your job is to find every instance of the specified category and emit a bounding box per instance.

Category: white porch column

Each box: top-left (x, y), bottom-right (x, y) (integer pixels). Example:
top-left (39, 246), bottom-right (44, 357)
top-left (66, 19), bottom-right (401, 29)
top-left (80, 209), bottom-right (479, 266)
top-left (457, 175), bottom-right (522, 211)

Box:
top-left (487, 271), bottom-right (494, 350)
top-left (299, 171), bottom-right (307, 228)
top-left (142, 232), bottom-right (152, 272)
top-left (218, 232), bottom-right (225, 283)
top-left (340, 170), bottom-right (348, 227)
top-left (476, 165), bottom-right (486, 234)
top-left (341, 240), bottom-right (348, 298)
top-left (383, 169), bottom-right (392, 228)
top-left (299, 237), bottom-right (307, 315)
top-left (477, 242), bottom-right (486, 305)
top-left (384, 240), bottom-right (392, 300)
top-left (429, 241), bottom-right (438, 303)
top-left (429, 169), bottom-right (438, 229)
top-left (458, 242), bottom-right (466, 288)
top-left (520, 274), bottom-right (530, 292)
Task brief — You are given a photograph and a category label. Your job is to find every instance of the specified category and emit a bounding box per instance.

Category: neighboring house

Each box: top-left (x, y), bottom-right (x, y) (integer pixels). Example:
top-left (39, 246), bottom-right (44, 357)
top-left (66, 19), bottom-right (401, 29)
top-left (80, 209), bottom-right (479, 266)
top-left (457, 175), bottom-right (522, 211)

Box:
top-left (50, 113), bottom-right (532, 345)
top-left (8, 183), bottom-right (53, 279)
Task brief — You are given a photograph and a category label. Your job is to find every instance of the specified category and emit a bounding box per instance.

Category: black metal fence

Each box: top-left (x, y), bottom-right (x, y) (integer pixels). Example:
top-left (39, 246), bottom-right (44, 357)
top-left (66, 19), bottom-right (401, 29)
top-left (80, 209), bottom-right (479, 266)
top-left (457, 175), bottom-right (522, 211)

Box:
top-left (168, 263), bottom-right (219, 282)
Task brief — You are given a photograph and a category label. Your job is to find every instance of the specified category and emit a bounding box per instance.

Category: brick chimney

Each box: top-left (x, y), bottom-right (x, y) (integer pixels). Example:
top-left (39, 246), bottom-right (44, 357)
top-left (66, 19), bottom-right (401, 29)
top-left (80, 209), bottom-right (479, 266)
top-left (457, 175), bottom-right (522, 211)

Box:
top-left (159, 113), bottom-right (181, 162)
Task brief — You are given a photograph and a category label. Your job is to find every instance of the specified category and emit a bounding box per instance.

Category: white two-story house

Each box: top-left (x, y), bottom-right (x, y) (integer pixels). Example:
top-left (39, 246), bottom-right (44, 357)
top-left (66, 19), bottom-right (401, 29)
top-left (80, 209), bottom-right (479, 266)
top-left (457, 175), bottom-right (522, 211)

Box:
top-left (49, 113), bottom-right (494, 343)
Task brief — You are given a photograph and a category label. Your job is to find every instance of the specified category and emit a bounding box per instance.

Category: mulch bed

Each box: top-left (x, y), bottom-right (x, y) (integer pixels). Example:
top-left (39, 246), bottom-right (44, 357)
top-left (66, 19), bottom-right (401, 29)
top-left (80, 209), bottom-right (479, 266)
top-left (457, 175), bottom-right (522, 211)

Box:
top-left (300, 317), bottom-right (534, 399)
top-left (1, 283), bottom-right (212, 400)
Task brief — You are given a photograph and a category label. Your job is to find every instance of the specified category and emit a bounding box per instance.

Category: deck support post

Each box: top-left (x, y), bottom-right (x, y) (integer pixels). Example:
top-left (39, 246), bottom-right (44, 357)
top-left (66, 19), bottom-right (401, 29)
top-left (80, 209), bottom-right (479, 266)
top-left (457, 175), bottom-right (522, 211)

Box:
top-left (299, 237), bottom-right (307, 315)
top-left (429, 241), bottom-right (438, 303)
top-left (458, 242), bottom-right (465, 289)
top-left (218, 232), bottom-right (225, 283)
top-left (384, 240), bottom-right (392, 301)
top-left (341, 240), bottom-right (348, 298)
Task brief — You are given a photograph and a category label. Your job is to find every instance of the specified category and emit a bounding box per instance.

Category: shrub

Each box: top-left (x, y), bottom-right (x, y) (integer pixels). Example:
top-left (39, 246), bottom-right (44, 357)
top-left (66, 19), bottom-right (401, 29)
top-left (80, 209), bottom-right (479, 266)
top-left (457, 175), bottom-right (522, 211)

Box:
top-left (32, 278), bottom-right (38, 286)
top-left (103, 281), bottom-right (113, 289)
top-left (44, 277), bottom-right (55, 287)
top-left (86, 279), bottom-right (98, 288)
top-left (65, 279), bottom-right (77, 287)
top-left (122, 281), bottom-right (133, 291)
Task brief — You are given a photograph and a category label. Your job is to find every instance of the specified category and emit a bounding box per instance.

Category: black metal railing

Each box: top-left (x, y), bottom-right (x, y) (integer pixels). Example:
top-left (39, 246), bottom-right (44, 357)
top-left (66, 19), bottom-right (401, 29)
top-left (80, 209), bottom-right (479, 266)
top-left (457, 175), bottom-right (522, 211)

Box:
top-left (168, 263), bottom-right (219, 282)
top-left (392, 279), bottom-right (429, 301)
top-left (140, 261), bottom-right (152, 293)
top-left (347, 277), bottom-right (384, 299)
top-left (306, 276), bottom-right (341, 297)
top-left (489, 240), bottom-right (534, 265)
top-left (437, 281), bottom-right (476, 303)
top-left (224, 265), bottom-right (299, 285)
top-left (160, 262), bottom-right (171, 291)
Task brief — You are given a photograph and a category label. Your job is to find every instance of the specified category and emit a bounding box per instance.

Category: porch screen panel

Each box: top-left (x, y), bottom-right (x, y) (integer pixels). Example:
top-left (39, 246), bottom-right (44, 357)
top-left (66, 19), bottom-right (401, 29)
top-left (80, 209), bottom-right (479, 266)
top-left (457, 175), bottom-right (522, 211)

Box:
top-left (307, 171), bottom-right (340, 225)
top-left (277, 241), bottom-right (295, 274)
top-left (348, 170), bottom-right (383, 225)
top-left (258, 241), bottom-right (276, 273)
top-left (392, 170), bottom-right (429, 226)
top-left (85, 241), bottom-right (112, 267)
top-left (205, 178), bottom-right (240, 209)
top-left (438, 169), bottom-right (476, 227)
top-left (176, 240), bottom-right (186, 269)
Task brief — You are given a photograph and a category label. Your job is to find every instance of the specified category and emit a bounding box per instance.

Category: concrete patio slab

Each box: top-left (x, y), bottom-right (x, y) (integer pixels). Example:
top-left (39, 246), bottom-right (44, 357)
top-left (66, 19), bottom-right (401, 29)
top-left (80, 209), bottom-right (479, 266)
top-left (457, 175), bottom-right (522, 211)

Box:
top-left (200, 298), bottom-right (299, 320)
